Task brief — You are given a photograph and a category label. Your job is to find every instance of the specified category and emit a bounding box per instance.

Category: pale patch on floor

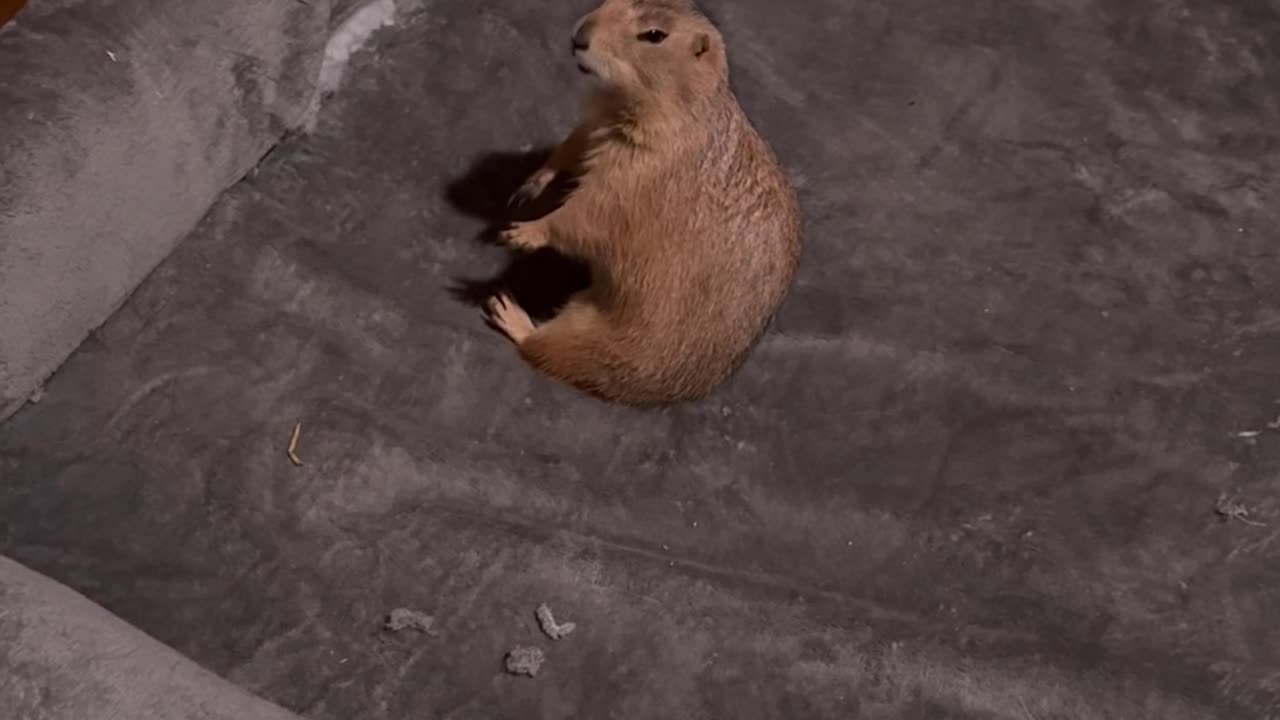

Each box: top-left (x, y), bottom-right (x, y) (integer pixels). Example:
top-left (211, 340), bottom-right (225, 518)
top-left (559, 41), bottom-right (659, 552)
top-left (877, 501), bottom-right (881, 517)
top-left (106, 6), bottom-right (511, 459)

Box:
top-left (302, 0), bottom-right (398, 132)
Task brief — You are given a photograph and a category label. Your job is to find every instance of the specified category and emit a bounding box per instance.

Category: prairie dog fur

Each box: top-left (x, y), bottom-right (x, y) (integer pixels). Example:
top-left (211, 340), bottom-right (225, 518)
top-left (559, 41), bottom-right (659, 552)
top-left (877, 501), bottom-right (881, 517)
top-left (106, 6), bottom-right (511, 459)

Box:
top-left (485, 0), bottom-right (801, 407)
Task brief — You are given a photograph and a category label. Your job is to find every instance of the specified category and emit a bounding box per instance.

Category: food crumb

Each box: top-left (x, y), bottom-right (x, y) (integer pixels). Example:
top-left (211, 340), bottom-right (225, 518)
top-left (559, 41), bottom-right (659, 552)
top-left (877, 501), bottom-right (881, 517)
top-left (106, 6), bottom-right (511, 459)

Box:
top-left (504, 646), bottom-right (545, 677)
top-left (535, 603), bottom-right (576, 640)
top-left (384, 608), bottom-right (434, 633)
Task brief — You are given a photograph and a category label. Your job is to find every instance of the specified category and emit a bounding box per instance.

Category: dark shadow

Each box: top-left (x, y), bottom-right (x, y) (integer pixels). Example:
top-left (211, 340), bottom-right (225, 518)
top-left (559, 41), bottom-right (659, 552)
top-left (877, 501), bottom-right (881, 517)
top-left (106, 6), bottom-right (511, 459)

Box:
top-left (445, 148), bottom-right (553, 222)
top-left (0, 0), bottom-right (27, 28)
top-left (448, 245), bottom-right (591, 323)
top-left (444, 148), bottom-right (591, 323)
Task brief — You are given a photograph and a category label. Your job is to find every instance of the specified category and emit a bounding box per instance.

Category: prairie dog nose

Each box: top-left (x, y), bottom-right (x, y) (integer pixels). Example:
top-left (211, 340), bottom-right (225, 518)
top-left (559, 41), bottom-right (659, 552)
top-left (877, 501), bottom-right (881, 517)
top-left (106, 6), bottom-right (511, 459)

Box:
top-left (571, 17), bottom-right (594, 51)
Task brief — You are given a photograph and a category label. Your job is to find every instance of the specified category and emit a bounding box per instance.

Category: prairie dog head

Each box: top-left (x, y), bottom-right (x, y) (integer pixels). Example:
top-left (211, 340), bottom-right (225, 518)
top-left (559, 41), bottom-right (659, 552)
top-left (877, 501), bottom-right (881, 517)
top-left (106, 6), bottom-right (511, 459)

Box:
top-left (571, 0), bottom-right (729, 100)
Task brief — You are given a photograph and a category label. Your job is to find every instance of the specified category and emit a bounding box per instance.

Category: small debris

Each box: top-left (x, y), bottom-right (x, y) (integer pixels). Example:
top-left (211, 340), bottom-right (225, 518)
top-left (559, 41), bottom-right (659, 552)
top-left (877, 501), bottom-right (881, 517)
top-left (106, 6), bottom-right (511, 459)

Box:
top-left (106, 50), bottom-right (117, 62)
top-left (1215, 494), bottom-right (1266, 527)
top-left (504, 646), bottom-right (545, 677)
top-left (384, 608), bottom-right (434, 633)
top-left (287, 421), bottom-right (304, 466)
top-left (535, 603), bottom-right (576, 640)
top-left (27, 386), bottom-right (44, 404)
top-left (1236, 414), bottom-right (1280, 441)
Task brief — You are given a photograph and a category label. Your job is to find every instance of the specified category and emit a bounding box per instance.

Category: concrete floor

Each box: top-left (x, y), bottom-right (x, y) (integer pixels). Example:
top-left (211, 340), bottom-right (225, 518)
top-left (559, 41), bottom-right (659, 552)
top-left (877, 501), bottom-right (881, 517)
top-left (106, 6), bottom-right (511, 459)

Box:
top-left (3, 0), bottom-right (1280, 717)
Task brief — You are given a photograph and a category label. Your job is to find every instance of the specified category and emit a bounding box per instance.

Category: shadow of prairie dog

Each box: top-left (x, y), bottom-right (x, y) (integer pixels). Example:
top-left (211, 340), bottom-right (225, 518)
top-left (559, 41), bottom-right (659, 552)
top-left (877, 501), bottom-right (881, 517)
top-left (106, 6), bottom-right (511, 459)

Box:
top-left (484, 0), bottom-right (801, 407)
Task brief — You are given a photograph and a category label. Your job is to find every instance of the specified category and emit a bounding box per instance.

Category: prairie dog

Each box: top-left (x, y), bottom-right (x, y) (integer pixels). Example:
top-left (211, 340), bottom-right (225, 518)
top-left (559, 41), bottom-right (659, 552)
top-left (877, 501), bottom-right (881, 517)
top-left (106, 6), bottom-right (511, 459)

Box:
top-left (485, 0), bottom-right (801, 407)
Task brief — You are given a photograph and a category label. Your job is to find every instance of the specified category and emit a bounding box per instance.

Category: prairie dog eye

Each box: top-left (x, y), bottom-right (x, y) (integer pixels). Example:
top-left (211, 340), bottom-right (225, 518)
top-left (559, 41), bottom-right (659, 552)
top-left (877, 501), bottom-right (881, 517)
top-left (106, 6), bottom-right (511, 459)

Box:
top-left (636, 29), bottom-right (668, 43)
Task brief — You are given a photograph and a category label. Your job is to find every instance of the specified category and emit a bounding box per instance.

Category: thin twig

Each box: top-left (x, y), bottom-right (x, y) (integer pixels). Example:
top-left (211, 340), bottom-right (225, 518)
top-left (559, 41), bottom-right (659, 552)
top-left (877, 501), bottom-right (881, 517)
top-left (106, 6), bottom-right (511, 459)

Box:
top-left (287, 421), bottom-right (303, 466)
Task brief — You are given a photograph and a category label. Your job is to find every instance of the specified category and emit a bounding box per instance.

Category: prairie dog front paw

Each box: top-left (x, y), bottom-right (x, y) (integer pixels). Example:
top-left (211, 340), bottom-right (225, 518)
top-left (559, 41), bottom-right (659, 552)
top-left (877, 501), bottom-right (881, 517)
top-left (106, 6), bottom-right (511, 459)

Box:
top-left (484, 293), bottom-right (535, 343)
top-left (499, 220), bottom-right (550, 251)
top-left (509, 169), bottom-right (556, 208)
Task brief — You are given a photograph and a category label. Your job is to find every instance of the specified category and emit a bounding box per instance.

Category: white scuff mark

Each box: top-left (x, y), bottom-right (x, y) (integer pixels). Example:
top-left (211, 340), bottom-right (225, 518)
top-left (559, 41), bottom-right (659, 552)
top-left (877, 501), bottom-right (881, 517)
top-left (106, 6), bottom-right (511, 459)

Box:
top-left (302, 0), bottom-right (398, 132)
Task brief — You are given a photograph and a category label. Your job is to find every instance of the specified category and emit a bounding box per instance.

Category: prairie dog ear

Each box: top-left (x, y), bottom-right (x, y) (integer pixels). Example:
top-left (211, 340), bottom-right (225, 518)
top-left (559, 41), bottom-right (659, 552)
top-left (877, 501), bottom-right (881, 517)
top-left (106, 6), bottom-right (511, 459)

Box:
top-left (690, 29), bottom-right (729, 79)
top-left (693, 32), bottom-right (712, 58)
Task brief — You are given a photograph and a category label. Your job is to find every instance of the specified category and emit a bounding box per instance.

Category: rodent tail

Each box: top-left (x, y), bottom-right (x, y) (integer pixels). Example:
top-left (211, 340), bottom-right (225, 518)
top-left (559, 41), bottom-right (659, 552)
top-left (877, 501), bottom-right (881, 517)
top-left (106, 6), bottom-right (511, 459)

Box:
top-left (517, 304), bottom-right (685, 408)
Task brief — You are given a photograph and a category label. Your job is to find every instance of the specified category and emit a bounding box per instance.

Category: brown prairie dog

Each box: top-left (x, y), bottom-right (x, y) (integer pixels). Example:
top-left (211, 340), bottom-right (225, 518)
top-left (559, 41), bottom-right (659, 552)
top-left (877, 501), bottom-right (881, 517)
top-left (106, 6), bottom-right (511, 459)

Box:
top-left (484, 0), bottom-right (801, 407)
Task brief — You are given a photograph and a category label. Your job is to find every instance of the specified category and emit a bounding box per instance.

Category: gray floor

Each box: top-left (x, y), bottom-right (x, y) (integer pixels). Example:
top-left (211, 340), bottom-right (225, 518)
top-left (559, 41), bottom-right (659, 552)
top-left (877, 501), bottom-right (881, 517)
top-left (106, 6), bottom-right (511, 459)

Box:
top-left (4, 1), bottom-right (1280, 717)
